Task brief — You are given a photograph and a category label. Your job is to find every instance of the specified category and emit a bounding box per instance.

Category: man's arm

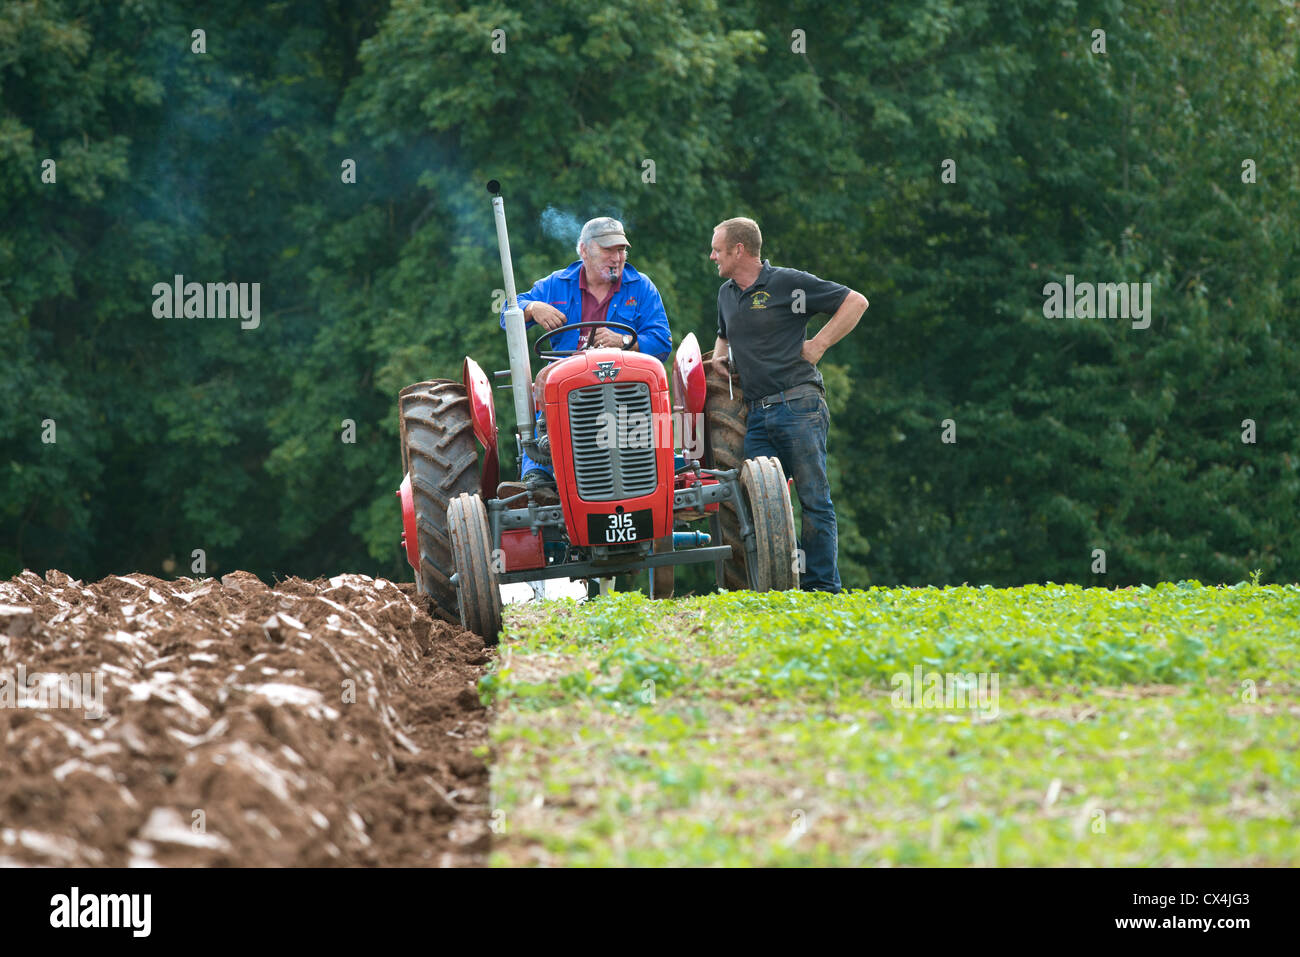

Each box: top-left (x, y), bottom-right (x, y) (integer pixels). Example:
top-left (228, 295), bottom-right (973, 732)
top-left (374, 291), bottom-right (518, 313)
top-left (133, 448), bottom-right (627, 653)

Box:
top-left (501, 276), bottom-right (541, 328)
top-left (633, 279), bottom-right (671, 361)
top-left (500, 273), bottom-right (565, 331)
top-left (801, 290), bottom-right (868, 364)
top-left (711, 335), bottom-right (729, 377)
top-left (710, 293), bottom-right (731, 376)
top-left (596, 277), bottom-right (672, 358)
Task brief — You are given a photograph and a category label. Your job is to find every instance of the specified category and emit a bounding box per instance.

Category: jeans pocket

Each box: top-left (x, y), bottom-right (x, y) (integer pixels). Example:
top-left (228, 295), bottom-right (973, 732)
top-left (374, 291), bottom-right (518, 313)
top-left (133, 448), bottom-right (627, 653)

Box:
top-left (787, 394), bottom-right (823, 419)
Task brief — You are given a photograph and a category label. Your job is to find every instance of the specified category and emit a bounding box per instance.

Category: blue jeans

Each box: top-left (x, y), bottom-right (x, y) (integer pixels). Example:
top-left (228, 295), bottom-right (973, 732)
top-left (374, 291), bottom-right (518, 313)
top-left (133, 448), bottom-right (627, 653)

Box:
top-left (521, 364), bottom-right (558, 479)
top-left (743, 392), bottom-right (841, 593)
top-left (519, 403), bottom-right (554, 478)
top-left (520, 445), bottom-right (551, 479)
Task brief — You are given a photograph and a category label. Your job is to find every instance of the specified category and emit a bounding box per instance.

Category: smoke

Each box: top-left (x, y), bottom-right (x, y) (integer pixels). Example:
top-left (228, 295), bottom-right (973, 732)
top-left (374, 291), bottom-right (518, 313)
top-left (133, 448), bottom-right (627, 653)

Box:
top-left (540, 206), bottom-right (584, 245)
top-left (539, 204), bottom-right (634, 255)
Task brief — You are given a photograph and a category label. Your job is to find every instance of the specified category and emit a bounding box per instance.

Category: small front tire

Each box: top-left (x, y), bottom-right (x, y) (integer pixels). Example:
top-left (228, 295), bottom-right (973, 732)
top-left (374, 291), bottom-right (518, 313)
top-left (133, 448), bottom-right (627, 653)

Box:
top-left (447, 493), bottom-right (503, 643)
top-left (739, 456), bottom-right (799, 592)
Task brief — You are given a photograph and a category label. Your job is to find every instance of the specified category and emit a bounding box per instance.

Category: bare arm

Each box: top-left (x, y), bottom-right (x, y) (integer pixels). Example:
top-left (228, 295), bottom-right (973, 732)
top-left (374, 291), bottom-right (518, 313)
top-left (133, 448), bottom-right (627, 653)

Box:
top-left (711, 336), bottom-right (729, 376)
top-left (802, 291), bottom-right (868, 364)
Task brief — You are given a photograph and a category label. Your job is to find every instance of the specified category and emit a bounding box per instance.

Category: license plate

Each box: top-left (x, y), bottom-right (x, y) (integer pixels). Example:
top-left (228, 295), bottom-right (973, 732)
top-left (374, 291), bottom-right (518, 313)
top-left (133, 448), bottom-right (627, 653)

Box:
top-left (587, 509), bottom-right (654, 544)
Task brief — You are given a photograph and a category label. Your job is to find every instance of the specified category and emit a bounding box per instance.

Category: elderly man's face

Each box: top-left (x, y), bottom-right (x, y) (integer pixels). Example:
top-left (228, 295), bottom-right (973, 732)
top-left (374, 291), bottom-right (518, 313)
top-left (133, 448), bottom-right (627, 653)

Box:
top-left (580, 240), bottom-right (627, 284)
top-left (710, 228), bottom-right (742, 279)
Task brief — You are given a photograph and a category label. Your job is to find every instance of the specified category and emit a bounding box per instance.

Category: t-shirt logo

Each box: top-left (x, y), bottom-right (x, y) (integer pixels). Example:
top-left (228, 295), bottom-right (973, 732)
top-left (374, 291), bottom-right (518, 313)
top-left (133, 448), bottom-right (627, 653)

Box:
top-left (750, 291), bottom-right (770, 310)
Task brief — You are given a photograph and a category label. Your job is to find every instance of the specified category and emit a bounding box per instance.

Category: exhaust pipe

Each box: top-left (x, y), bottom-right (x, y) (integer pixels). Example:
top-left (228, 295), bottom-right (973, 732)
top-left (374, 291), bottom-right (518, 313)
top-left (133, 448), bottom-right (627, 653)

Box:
top-left (488, 180), bottom-right (538, 460)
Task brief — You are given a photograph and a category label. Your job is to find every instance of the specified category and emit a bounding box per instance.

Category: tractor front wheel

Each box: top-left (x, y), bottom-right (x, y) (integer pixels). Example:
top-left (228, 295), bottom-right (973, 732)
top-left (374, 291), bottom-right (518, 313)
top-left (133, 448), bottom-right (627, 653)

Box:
top-left (703, 352), bottom-right (749, 591)
top-left (447, 493), bottom-right (503, 643)
top-left (738, 456), bottom-right (799, 592)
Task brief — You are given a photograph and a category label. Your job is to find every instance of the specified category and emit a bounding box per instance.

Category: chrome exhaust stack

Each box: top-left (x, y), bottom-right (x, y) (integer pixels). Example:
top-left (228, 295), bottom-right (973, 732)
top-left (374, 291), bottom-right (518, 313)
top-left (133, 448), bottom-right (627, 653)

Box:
top-left (488, 180), bottom-right (538, 463)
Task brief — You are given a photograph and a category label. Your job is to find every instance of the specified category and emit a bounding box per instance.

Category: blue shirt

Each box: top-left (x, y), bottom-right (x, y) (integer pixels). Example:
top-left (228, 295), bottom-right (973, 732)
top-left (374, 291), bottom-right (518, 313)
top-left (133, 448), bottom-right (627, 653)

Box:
top-left (500, 260), bottom-right (672, 361)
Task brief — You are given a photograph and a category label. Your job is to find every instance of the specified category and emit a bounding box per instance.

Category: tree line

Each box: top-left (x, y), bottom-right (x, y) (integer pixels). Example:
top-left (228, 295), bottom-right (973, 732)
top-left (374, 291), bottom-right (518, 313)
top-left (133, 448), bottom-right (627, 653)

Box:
top-left (3, 0), bottom-right (1297, 588)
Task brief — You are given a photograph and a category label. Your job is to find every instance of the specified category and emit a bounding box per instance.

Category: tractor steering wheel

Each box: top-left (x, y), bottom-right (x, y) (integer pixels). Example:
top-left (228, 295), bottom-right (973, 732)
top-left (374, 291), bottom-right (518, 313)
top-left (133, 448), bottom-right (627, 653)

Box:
top-left (533, 320), bottom-right (639, 361)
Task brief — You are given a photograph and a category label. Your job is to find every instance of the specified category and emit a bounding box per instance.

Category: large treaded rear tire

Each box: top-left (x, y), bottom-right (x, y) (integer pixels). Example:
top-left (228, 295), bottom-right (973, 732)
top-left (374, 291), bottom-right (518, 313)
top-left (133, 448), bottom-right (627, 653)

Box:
top-left (399, 380), bottom-right (479, 619)
top-left (739, 456), bottom-right (799, 592)
top-left (447, 493), bottom-right (503, 643)
top-left (703, 353), bottom-right (749, 591)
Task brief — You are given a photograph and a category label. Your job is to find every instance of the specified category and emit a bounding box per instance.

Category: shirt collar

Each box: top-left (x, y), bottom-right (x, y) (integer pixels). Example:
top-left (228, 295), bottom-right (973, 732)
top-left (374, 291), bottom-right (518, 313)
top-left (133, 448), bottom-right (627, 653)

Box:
top-left (727, 259), bottom-right (773, 294)
top-left (578, 265), bottom-right (623, 296)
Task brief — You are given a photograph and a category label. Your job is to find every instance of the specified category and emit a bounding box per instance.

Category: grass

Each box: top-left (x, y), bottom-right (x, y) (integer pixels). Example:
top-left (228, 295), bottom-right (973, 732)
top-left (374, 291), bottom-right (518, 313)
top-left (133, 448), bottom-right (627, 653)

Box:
top-left (484, 582), bottom-right (1300, 866)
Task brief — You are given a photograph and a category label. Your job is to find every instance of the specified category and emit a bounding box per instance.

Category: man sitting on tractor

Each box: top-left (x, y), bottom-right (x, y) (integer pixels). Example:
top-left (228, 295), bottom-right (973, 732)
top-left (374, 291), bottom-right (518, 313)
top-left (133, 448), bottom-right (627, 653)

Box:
top-left (498, 216), bottom-right (672, 501)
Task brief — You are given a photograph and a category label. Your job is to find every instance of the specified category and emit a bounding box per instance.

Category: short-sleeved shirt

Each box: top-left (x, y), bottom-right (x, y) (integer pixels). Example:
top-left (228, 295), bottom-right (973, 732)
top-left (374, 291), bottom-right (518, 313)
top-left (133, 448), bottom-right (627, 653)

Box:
top-left (717, 261), bottom-right (850, 400)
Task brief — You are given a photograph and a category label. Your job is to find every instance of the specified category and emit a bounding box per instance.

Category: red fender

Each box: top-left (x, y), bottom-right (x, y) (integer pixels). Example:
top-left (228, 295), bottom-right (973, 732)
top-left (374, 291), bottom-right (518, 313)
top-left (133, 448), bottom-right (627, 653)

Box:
top-left (397, 474), bottom-right (419, 569)
top-left (463, 356), bottom-right (499, 498)
top-left (673, 332), bottom-right (706, 417)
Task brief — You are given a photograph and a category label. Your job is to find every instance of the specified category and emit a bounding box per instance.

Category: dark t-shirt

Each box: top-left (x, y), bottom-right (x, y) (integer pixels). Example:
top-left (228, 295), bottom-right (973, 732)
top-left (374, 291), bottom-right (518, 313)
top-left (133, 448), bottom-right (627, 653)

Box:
top-left (717, 261), bottom-right (850, 401)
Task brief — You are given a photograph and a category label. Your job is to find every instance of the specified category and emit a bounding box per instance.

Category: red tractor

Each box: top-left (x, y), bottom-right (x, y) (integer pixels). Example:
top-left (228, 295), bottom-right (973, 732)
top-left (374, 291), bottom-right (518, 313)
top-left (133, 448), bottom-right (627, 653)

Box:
top-left (395, 184), bottom-right (797, 641)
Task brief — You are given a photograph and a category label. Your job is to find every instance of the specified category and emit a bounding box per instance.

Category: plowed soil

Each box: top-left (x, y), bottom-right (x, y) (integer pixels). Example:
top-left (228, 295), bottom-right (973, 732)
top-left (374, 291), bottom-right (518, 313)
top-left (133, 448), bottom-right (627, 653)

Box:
top-left (0, 569), bottom-right (493, 866)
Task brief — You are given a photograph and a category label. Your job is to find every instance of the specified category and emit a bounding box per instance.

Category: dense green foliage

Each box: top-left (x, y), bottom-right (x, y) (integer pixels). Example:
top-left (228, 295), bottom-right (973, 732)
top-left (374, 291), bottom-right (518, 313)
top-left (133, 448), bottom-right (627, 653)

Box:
top-left (3, 1), bottom-right (1298, 586)
top-left (487, 585), bottom-right (1300, 865)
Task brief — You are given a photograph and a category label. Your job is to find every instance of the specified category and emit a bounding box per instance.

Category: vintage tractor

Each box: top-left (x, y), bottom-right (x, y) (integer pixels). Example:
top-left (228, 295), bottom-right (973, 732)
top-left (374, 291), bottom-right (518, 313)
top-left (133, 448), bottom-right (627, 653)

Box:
top-left (395, 183), bottom-right (797, 641)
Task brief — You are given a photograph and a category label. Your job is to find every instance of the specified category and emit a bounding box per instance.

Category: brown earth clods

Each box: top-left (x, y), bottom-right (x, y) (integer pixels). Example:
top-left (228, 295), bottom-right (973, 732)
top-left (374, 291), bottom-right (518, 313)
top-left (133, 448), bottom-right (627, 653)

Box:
top-left (0, 569), bottom-right (494, 866)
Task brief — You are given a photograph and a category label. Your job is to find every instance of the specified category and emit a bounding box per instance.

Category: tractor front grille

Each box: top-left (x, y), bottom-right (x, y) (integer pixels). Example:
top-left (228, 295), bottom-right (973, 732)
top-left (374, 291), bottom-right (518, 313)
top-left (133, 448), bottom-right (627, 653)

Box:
top-left (567, 382), bottom-right (658, 501)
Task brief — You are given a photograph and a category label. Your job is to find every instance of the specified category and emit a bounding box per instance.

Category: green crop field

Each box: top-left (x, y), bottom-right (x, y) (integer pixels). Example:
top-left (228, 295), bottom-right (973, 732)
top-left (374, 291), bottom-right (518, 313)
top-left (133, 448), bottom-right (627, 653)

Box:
top-left (482, 582), bottom-right (1300, 866)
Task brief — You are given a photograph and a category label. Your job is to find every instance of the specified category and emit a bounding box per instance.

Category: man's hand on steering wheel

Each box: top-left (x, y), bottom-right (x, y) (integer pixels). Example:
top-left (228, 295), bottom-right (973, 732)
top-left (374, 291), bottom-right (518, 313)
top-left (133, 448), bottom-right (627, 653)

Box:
top-left (589, 327), bottom-right (628, 349)
top-left (533, 320), bottom-right (638, 359)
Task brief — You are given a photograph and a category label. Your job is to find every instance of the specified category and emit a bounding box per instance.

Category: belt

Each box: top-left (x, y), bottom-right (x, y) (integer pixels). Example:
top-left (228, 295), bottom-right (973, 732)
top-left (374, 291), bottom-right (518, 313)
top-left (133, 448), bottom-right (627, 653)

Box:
top-left (747, 382), bottom-right (824, 409)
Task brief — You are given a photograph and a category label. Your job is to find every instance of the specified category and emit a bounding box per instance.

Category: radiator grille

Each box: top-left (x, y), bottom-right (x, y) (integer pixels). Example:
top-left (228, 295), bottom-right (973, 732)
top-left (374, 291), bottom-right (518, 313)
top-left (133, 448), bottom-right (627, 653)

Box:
top-left (567, 382), bottom-right (658, 501)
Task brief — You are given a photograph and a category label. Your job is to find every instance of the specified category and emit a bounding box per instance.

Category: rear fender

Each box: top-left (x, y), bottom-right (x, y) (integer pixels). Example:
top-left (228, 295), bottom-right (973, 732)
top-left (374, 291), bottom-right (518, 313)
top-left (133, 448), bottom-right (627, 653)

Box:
top-left (672, 332), bottom-right (706, 419)
top-left (397, 474), bottom-right (419, 569)
top-left (463, 357), bottom-right (499, 497)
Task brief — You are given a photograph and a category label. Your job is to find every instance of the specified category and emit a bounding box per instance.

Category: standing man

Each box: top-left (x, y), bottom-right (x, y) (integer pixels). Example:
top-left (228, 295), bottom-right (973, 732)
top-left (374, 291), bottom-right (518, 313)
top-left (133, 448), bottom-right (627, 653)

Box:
top-left (499, 217), bottom-right (672, 496)
top-left (709, 217), bottom-right (868, 594)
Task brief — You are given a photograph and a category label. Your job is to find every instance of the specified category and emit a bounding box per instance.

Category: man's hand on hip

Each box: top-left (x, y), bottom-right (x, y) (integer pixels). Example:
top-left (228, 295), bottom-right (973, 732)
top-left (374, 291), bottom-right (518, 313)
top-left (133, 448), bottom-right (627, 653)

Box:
top-left (526, 301), bottom-right (567, 330)
top-left (801, 340), bottom-right (826, 365)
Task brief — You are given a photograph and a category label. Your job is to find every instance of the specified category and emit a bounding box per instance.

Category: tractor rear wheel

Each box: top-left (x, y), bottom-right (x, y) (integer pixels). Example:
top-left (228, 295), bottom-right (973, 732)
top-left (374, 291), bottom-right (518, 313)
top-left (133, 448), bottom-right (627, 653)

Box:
top-left (703, 352), bottom-right (749, 590)
top-left (447, 493), bottom-right (503, 642)
top-left (399, 380), bottom-right (480, 619)
top-left (739, 456), bottom-right (799, 592)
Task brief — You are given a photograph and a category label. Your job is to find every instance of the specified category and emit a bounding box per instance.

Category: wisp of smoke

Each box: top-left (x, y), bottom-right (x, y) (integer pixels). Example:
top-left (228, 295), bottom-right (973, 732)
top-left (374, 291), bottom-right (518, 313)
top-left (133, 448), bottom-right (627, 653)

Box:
top-left (540, 206), bottom-right (584, 245)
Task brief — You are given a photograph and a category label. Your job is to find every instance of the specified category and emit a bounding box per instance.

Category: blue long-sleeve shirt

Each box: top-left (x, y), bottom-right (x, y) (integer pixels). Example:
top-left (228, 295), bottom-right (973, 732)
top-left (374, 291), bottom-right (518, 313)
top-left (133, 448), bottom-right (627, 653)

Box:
top-left (499, 260), bottom-right (672, 361)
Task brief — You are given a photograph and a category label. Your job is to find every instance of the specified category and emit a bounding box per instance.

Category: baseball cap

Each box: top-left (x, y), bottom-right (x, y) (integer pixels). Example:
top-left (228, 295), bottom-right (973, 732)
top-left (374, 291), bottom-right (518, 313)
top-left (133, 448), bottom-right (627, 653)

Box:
top-left (580, 217), bottom-right (630, 248)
